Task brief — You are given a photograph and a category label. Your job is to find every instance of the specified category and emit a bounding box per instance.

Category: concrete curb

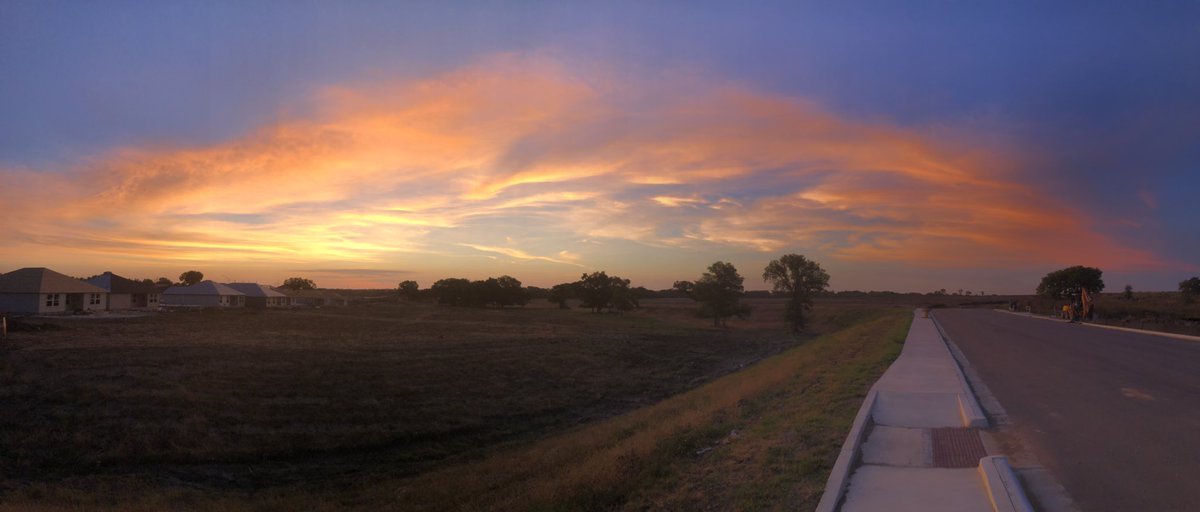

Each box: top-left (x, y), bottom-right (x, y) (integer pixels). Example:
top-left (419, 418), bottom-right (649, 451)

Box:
top-left (929, 312), bottom-right (988, 428)
top-left (978, 456), bottom-right (1035, 512)
top-left (993, 309), bottom-right (1200, 342)
top-left (815, 388), bottom-right (878, 512)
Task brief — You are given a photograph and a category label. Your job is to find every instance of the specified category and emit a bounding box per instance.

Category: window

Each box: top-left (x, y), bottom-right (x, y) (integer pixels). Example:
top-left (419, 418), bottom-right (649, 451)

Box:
top-left (45, 294), bottom-right (60, 307)
top-left (149, 294), bottom-right (158, 303)
top-left (89, 293), bottom-right (101, 305)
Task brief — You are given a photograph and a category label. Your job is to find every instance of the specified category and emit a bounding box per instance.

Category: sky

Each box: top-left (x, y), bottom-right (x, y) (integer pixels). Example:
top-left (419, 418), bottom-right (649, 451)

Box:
top-left (1, 1), bottom-right (1197, 292)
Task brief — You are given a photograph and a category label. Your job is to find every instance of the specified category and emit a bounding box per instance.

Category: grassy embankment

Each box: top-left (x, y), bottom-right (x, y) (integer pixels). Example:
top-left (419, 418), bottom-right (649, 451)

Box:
top-left (239, 308), bottom-right (908, 511)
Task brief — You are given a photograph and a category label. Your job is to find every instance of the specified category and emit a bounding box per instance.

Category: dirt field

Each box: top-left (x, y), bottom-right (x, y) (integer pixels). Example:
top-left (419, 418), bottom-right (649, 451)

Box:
top-left (0, 298), bottom-right (857, 504)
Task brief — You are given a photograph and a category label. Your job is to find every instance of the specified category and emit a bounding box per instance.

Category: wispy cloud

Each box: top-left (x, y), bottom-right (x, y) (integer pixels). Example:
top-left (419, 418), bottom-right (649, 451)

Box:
top-left (0, 52), bottom-right (1171, 286)
top-left (296, 268), bottom-right (413, 276)
top-left (459, 244), bottom-right (585, 267)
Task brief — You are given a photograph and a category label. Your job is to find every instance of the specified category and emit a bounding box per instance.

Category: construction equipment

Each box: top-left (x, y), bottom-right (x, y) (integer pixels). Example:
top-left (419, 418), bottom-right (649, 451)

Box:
top-left (1063, 288), bottom-right (1095, 323)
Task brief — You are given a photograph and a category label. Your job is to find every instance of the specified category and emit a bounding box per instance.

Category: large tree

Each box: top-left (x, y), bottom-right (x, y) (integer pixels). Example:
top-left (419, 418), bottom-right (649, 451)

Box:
top-left (548, 283), bottom-right (575, 309)
top-left (429, 276), bottom-right (528, 308)
top-left (280, 277), bottom-right (316, 290)
top-left (762, 254), bottom-right (830, 332)
top-left (675, 261), bottom-right (750, 327)
top-left (1180, 277), bottom-right (1200, 303)
top-left (178, 270), bottom-right (204, 286)
top-left (398, 280), bottom-right (420, 300)
top-left (1036, 266), bottom-right (1105, 299)
top-left (431, 278), bottom-right (473, 306)
top-left (576, 271), bottom-right (636, 313)
top-left (491, 275), bottom-right (528, 308)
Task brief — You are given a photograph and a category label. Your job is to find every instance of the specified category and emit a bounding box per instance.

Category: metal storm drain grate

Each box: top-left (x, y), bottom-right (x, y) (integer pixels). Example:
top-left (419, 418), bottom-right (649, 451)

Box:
top-left (931, 427), bottom-right (987, 468)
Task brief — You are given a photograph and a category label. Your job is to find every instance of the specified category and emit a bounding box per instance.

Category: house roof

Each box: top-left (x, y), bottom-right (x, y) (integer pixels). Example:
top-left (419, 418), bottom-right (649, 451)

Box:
top-left (86, 272), bottom-right (157, 294)
top-left (279, 289), bottom-right (347, 299)
top-left (163, 280), bottom-right (245, 296)
top-left (226, 283), bottom-right (288, 298)
top-left (0, 267), bottom-right (108, 294)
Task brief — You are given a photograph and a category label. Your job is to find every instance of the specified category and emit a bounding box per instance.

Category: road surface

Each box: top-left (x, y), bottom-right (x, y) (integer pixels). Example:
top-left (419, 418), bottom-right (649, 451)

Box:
top-left (933, 309), bottom-right (1200, 512)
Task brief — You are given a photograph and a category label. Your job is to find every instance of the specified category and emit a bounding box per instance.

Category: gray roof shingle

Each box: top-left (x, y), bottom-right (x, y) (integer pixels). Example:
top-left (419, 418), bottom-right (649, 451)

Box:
top-left (0, 267), bottom-right (109, 294)
top-left (226, 283), bottom-right (288, 298)
top-left (162, 281), bottom-right (245, 296)
top-left (86, 272), bottom-right (157, 294)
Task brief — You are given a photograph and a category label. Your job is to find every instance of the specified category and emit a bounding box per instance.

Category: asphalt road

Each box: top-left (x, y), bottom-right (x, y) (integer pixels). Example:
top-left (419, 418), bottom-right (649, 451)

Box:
top-left (933, 309), bottom-right (1200, 512)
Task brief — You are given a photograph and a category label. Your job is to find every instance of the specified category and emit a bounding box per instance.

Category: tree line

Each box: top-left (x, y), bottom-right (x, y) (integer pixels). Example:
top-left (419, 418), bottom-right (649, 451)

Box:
top-left (115, 271), bottom-right (322, 290)
top-left (1036, 265), bottom-right (1200, 303)
top-left (396, 253), bottom-right (831, 333)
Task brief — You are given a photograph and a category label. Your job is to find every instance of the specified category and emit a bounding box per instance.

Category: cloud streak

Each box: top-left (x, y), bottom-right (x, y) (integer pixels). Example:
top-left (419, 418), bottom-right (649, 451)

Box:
top-left (0, 53), bottom-right (1170, 287)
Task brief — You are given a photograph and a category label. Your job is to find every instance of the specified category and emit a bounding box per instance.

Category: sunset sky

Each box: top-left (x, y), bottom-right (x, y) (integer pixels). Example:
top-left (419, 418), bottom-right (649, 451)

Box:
top-left (2, 2), bottom-right (1197, 292)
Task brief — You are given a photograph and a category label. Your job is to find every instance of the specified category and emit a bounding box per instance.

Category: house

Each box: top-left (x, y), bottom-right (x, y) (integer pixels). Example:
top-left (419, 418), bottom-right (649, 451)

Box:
top-left (0, 267), bottom-right (108, 315)
top-left (281, 289), bottom-right (349, 307)
top-left (161, 281), bottom-right (246, 307)
top-left (85, 271), bottom-right (159, 310)
top-left (226, 283), bottom-right (291, 308)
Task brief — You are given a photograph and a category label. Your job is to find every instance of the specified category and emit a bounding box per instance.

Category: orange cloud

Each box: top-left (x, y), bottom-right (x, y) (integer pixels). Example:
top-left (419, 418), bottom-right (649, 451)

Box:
top-left (0, 53), bottom-right (1169, 286)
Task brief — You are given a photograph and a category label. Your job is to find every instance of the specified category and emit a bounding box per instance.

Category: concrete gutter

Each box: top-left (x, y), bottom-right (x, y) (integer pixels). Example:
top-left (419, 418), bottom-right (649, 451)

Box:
top-left (994, 309), bottom-right (1200, 343)
top-left (815, 389), bottom-right (878, 512)
top-left (978, 456), bottom-right (1035, 512)
top-left (818, 310), bottom-right (1036, 511)
top-left (930, 312), bottom-right (988, 428)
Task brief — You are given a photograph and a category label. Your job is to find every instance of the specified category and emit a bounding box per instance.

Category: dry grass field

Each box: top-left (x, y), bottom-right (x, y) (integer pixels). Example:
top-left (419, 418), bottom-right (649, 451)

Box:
top-left (0, 298), bottom-right (912, 510)
top-left (2, 291), bottom-right (1191, 510)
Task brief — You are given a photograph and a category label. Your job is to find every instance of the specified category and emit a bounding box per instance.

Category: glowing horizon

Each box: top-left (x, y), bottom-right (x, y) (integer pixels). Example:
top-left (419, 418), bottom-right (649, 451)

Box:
top-left (2, 4), bottom-right (1196, 293)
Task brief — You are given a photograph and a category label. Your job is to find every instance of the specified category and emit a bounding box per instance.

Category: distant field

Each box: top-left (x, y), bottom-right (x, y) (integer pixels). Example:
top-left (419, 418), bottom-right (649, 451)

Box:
top-left (0, 297), bottom-right (901, 509)
top-left (971, 292), bottom-right (1200, 337)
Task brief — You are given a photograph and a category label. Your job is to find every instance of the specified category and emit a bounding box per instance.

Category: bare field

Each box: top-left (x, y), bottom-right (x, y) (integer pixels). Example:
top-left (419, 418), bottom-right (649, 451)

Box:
top-left (0, 298), bottom-right (881, 506)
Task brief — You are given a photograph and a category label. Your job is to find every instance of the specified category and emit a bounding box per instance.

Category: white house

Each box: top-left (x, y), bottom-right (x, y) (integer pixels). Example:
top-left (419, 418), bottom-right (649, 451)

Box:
top-left (161, 281), bottom-right (245, 307)
top-left (85, 271), bottom-right (159, 310)
top-left (0, 267), bottom-right (108, 315)
top-left (226, 283), bottom-right (291, 308)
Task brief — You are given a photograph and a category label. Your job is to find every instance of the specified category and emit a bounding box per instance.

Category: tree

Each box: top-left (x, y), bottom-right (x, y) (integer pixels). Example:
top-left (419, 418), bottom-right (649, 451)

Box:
top-left (609, 282), bottom-right (639, 313)
top-left (471, 278), bottom-right (501, 307)
top-left (675, 261), bottom-right (750, 327)
top-left (576, 271), bottom-right (636, 313)
top-left (492, 275), bottom-right (528, 308)
top-left (1180, 277), bottom-right (1200, 303)
top-left (280, 277), bottom-right (316, 290)
top-left (179, 270), bottom-right (204, 286)
top-left (431, 278), bottom-right (473, 306)
top-left (548, 283), bottom-right (575, 309)
top-left (155, 277), bottom-right (173, 286)
top-left (140, 278), bottom-right (155, 286)
top-left (1122, 284), bottom-right (1134, 301)
top-left (763, 254), bottom-right (830, 333)
top-left (398, 280), bottom-right (420, 300)
top-left (524, 286), bottom-right (549, 300)
top-left (1036, 266), bottom-right (1105, 299)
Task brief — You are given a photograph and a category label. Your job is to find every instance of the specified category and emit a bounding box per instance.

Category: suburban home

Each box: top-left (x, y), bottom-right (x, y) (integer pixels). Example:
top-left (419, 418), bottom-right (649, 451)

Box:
top-left (0, 267), bottom-right (108, 315)
top-left (281, 289), bottom-right (349, 307)
top-left (226, 283), bottom-right (291, 308)
top-left (85, 271), bottom-right (159, 310)
top-left (161, 281), bottom-right (246, 307)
